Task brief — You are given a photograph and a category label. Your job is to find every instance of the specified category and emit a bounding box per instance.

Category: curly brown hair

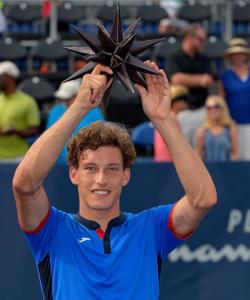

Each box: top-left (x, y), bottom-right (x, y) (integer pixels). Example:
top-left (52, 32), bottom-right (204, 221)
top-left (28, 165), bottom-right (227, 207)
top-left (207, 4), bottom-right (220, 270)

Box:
top-left (67, 121), bottom-right (136, 169)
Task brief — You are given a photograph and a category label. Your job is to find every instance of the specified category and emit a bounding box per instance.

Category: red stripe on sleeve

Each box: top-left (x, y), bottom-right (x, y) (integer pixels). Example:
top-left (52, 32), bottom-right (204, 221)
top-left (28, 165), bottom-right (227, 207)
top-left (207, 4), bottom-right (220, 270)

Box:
top-left (167, 204), bottom-right (193, 240)
top-left (22, 207), bottom-right (51, 234)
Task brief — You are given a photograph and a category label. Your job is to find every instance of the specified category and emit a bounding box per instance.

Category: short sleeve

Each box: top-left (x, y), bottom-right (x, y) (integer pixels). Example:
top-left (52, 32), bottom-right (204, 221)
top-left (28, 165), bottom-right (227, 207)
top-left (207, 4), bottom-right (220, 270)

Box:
top-left (25, 96), bottom-right (40, 127)
top-left (24, 207), bottom-right (63, 263)
top-left (152, 204), bottom-right (183, 259)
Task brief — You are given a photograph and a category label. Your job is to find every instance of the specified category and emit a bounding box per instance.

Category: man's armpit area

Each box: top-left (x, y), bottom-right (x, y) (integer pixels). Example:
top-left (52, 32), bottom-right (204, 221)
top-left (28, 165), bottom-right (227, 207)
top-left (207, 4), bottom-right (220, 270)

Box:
top-left (167, 205), bottom-right (193, 240)
top-left (21, 207), bottom-right (51, 234)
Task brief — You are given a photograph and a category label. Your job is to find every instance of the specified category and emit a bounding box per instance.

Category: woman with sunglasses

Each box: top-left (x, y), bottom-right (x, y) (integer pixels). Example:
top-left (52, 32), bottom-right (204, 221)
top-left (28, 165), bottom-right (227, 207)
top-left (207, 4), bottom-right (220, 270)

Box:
top-left (195, 95), bottom-right (239, 162)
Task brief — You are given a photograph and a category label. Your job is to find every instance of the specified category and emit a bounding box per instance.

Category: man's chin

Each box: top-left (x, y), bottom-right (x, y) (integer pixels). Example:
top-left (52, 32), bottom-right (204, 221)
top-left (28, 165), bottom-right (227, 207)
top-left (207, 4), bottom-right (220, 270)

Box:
top-left (89, 200), bottom-right (115, 211)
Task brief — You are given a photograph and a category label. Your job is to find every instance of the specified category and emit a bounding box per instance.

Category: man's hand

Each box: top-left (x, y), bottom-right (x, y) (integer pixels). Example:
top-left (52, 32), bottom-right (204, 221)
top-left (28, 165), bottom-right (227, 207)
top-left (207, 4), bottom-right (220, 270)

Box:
top-left (2, 128), bottom-right (16, 135)
top-left (0, 128), bottom-right (4, 136)
top-left (75, 64), bottom-right (113, 111)
top-left (200, 74), bottom-right (213, 88)
top-left (135, 61), bottom-right (171, 121)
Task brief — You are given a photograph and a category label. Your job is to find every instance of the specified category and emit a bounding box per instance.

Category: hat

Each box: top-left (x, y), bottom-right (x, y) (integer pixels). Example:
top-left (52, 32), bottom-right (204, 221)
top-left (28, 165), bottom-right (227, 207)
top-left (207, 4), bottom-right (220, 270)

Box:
top-left (0, 61), bottom-right (20, 78)
top-left (170, 85), bottom-right (189, 102)
top-left (54, 80), bottom-right (80, 100)
top-left (224, 38), bottom-right (250, 56)
top-left (228, 38), bottom-right (248, 47)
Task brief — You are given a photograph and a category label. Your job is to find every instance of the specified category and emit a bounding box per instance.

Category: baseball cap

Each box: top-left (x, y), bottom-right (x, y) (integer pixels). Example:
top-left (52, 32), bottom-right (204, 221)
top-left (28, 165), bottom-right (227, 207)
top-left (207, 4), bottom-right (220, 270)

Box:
top-left (0, 61), bottom-right (20, 78)
top-left (54, 80), bottom-right (80, 100)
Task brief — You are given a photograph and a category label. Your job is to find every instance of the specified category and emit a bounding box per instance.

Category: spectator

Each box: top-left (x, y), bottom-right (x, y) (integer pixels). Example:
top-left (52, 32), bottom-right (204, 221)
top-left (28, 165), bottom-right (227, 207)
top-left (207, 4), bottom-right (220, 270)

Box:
top-left (0, 0), bottom-right (6, 38)
top-left (154, 85), bottom-right (190, 161)
top-left (158, 18), bottom-right (188, 37)
top-left (177, 105), bottom-right (205, 148)
top-left (167, 23), bottom-right (213, 109)
top-left (218, 38), bottom-right (250, 160)
top-left (196, 95), bottom-right (239, 162)
top-left (46, 80), bottom-right (105, 164)
top-left (0, 61), bottom-right (40, 163)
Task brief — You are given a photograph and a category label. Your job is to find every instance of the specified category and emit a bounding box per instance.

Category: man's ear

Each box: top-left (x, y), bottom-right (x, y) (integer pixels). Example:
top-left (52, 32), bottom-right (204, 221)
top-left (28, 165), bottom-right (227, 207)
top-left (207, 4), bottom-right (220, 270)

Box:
top-left (122, 168), bottom-right (131, 187)
top-left (69, 166), bottom-right (78, 185)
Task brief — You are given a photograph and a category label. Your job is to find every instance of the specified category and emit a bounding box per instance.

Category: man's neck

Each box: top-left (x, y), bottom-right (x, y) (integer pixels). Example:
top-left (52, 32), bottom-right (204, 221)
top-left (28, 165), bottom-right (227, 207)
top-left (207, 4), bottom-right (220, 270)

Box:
top-left (79, 206), bottom-right (120, 232)
top-left (4, 85), bottom-right (16, 96)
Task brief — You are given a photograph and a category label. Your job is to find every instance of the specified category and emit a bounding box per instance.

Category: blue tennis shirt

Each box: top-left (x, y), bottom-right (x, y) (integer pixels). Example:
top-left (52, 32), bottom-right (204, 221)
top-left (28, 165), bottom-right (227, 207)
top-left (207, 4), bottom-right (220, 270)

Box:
top-left (25, 204), bottom-right (183, 300)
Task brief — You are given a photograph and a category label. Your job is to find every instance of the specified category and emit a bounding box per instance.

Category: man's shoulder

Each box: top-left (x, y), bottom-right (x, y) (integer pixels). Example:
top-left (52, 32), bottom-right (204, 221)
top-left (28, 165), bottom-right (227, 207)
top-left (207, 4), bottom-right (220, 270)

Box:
top-left (169, 48), bottom-right (183, 60)
top-left (15, 90), bottom-right (37, 103)
top-left (125, 205), bottom-right (173, 222)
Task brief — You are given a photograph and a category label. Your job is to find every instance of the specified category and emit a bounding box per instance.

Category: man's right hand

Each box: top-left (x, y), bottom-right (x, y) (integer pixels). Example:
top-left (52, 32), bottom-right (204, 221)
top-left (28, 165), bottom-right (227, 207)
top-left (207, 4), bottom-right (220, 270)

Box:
top-left (74, 64), bottom-right (113, 111)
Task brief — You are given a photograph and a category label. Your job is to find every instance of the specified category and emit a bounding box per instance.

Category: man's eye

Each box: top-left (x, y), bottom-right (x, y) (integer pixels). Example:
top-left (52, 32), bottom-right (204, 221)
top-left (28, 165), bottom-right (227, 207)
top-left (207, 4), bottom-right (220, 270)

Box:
top-left (108, 167), bottom-right (119, 171)
top-left (85, 167), bottom-right (95, 171)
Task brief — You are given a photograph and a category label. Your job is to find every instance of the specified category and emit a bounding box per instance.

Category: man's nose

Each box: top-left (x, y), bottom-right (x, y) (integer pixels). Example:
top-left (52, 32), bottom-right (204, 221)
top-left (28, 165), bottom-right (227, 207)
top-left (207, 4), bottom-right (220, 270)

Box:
top-left (95, 170), bottom-right (108, 185)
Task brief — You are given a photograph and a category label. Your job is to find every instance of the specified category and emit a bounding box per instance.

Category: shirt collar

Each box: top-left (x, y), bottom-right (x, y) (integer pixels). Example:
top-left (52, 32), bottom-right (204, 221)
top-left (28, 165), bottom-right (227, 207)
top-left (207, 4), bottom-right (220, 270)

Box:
top-left (75, 212), bottom-right (126, 229)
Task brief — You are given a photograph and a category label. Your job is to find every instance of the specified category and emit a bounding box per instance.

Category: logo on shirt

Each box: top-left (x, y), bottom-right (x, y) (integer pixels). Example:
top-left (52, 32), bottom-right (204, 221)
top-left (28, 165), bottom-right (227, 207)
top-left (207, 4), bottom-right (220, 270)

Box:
top-left (78, 237), bottom-right (91, 243)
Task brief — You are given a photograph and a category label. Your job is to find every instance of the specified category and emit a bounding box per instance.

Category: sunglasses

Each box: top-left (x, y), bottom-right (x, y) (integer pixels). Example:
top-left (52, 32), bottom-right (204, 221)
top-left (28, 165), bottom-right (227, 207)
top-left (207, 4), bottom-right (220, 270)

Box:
top-left (206, 104), bottom-right (222, 110)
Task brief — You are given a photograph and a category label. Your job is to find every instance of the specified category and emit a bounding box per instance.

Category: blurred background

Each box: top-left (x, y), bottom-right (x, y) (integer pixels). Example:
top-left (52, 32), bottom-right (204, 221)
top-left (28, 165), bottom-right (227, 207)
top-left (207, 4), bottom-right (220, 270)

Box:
top-left (0, 0), bottom-right (250, 299)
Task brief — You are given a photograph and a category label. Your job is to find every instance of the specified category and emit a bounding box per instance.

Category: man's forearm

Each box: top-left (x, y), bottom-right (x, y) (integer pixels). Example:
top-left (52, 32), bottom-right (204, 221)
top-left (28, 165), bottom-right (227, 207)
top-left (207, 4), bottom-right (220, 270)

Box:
top-left (153, 116), bottom-right (216, 208)
top-left (9, 127), bottom-right (39, 138)
top-left (171, 73), bottom-right (207, 88)
top-left (15, 102), bottom-right (89, 192)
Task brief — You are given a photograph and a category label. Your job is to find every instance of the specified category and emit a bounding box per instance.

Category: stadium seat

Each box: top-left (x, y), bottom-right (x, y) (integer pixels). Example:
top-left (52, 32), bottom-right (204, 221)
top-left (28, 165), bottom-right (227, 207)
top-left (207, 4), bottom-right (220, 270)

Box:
top-left (131, 121), bottom-right (154, 157)
top-left (177, 3), bottom-right (211, 22)
top-left (176, 2), bottom-right (221, 36)
top-left (58, 2), bottom-right (86, 39)
top-left (153, 37), bottom-right (181, 69)
top-left (4, 2), bottom-right (46, 40)
top-left (18, 76), bottom-right (55, 104)
top-left (30, 38), bottom-right (70, 82)
top-left (233, 2), bottom-right (250, 37)
top-left (0, 37), bottom-right (28, 71)
top-left (136, 4), bottom-right (168, 34)
top-left (96, 4), bottom-right (131, 33)
top-left (203, 36), bottom-right (228, 77)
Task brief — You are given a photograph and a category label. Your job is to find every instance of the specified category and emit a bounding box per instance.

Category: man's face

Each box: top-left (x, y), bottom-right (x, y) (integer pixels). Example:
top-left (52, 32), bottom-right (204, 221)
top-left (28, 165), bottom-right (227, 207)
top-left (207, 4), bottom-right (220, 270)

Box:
top-left (191, 28), bottom-right (207, 53)
top-left (69, 146), bottom-right (130, 213)
top-left (0, 74), bottom-right (10, 92)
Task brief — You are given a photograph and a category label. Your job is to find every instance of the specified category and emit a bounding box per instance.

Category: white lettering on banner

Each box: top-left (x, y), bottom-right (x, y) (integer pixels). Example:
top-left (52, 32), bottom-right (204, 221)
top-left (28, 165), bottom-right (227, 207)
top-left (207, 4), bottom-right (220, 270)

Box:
top-left (244, 210), bottom-right (250, 233)
top-left (227, 209), bottom-right (250, 233)
top-left (168, 244), bottom-right (250, 263)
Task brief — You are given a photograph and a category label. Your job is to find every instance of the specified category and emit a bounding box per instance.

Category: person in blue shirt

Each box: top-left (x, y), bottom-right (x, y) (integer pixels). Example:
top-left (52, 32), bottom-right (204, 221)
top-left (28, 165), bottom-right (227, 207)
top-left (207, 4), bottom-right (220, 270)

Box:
top-left (46, 79), bottom-right (104, 164)
top-left (219, 38), bottom-right (250, 160)
top-left (13, 63), bottom-right (217, 300)
top-left (195, 95), bottom-right (239, 162)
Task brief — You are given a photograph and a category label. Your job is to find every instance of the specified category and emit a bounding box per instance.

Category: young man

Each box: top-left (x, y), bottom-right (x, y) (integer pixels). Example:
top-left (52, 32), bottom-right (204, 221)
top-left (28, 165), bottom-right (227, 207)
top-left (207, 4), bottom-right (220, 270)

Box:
top-left (13, 62), bottom-right (217, 300)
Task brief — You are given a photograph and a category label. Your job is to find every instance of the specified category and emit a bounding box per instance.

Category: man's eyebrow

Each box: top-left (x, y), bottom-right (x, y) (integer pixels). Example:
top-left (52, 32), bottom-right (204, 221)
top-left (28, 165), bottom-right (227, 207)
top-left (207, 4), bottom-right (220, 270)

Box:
top-left (81, 162), bottom-right (122, 166)
top-left (81, 162), bottom-right (97, 166)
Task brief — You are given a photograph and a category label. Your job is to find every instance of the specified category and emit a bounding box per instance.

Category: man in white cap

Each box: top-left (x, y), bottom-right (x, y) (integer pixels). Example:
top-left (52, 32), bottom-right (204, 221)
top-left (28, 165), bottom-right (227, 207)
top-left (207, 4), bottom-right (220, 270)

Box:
top-left (46, 80), bottom-right (104, 164)
top-left (0, 61), bottom-right (40, 162)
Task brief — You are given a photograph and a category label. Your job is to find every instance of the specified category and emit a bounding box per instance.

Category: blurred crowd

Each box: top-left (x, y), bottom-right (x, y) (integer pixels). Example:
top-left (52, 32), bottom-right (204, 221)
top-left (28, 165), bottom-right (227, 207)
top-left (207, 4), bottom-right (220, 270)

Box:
top-left (155, 24), bottom-right (250, 163)
top-left (0, 1), bottom-right (250, 164)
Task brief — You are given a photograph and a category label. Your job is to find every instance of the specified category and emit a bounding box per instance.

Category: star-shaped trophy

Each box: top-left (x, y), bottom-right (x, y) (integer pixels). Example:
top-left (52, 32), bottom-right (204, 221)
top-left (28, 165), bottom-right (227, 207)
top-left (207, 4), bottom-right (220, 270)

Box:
top-left (64, 0), bottom-right (165, 99)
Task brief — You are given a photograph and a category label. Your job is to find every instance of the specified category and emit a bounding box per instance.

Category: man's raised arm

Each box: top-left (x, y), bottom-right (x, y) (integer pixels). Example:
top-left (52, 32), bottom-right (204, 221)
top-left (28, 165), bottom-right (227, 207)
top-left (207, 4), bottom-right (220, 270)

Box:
top-left (135, 61), bottom-right (217, 238)
top-left (12, 65), bottom-right (113, 231)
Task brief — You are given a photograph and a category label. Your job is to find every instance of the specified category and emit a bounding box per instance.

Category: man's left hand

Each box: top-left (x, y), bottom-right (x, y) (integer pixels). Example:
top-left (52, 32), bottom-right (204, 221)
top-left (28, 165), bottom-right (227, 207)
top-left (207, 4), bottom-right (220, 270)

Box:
top-left (135, 61), bottom-right (171, 121)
